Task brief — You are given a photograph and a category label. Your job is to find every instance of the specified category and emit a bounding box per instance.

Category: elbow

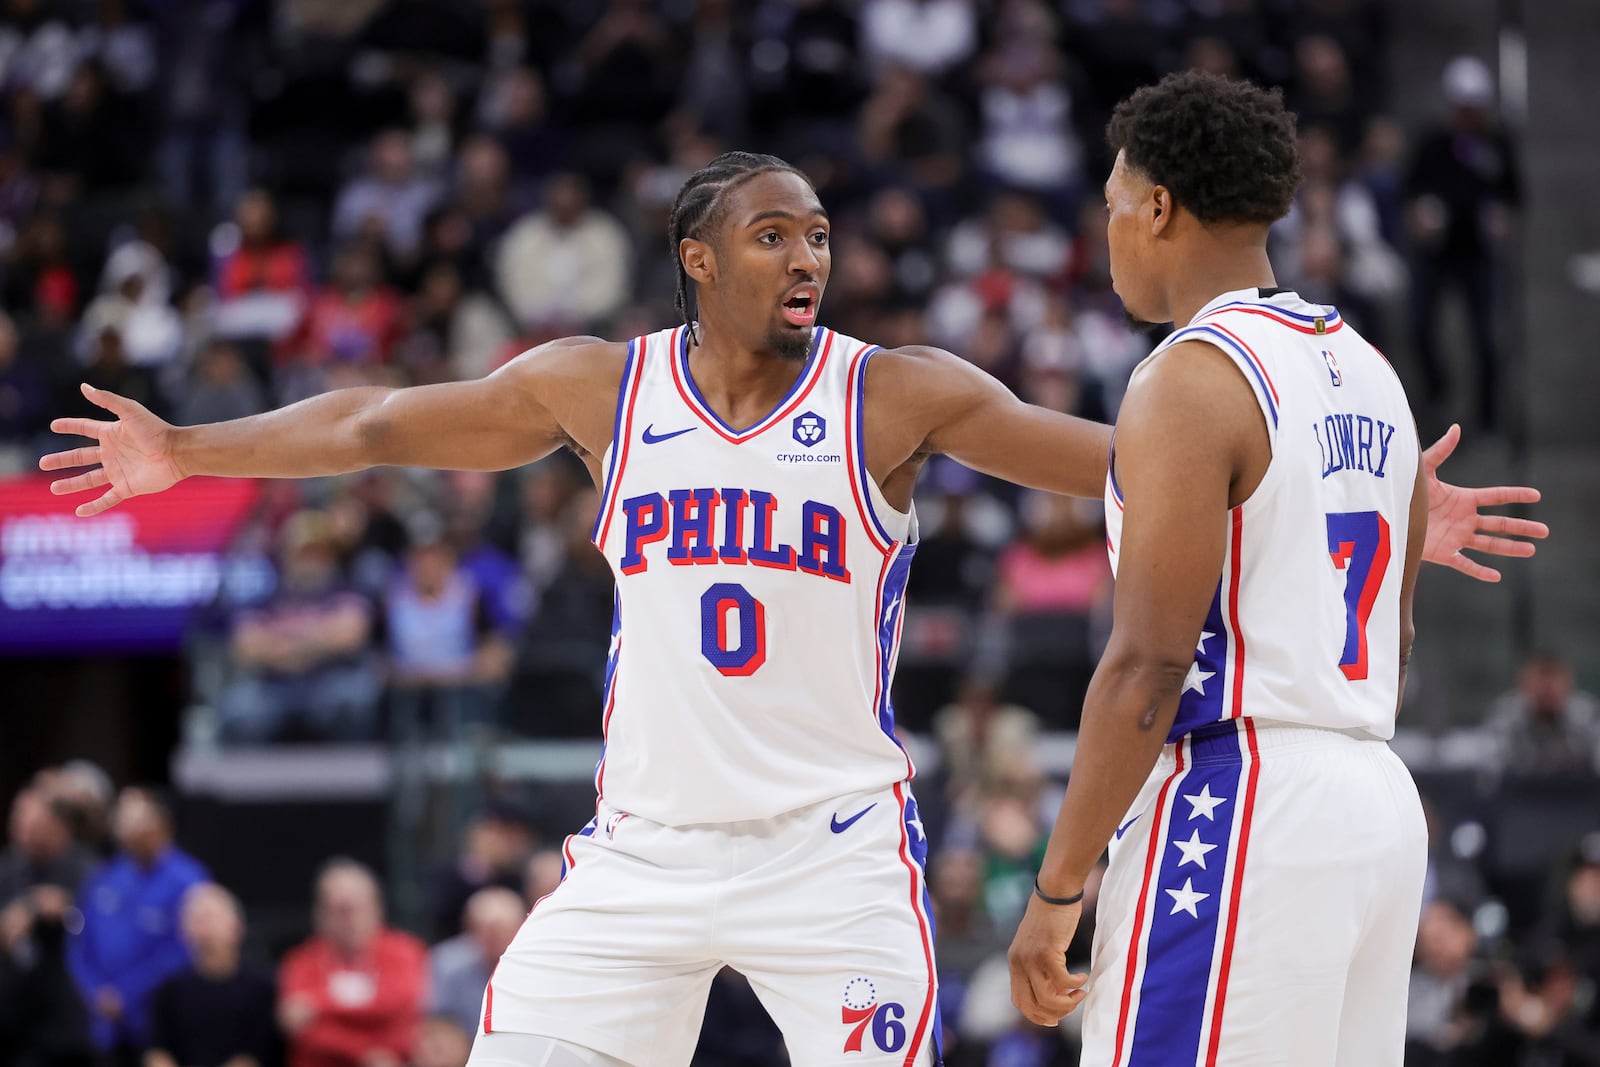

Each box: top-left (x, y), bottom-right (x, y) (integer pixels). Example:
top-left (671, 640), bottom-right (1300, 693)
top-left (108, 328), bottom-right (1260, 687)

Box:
top-left (352, 394), bottom-right (394, 466)
top-left (1091, 648), bottom-right (1194, 733)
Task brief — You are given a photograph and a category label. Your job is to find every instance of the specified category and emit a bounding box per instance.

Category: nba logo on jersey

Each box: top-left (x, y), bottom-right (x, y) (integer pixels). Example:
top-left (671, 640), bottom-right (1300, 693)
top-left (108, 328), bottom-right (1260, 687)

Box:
top-left (1322, 349), bottom-right (1343, 387)
top-left (793, 411), bottom-right (826, 447)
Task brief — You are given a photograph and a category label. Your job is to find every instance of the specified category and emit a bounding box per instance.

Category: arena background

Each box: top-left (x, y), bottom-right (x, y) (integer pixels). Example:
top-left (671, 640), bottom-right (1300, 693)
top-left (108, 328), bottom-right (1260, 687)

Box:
top-left (1, 1), bottom-right (1597, 1065)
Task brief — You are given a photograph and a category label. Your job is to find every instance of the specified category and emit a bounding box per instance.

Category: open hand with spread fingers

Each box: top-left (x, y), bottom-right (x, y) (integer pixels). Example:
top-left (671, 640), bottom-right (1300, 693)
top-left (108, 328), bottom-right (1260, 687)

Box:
top-left (39, 384), bottom-right (186, 517)
top-left (1421, 424), bottom-right (1549, 582)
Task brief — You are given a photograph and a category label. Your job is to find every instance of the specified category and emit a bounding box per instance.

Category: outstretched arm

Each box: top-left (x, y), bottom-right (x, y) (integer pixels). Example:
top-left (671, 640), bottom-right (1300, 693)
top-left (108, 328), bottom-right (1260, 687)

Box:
top-left (42, 338), bottom-right (620, 516)
top-left (889, 346), bottom-right (1544, 578)
top-left (876, 345), bottom-right (1113, 500)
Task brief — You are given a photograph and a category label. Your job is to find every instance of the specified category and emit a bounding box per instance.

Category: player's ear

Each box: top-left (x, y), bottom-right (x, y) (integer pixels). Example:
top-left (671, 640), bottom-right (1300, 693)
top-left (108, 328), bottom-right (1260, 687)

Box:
top-left (1149, 184), bottom-right (1175, 237)
top-left (680, 238), bottom-right (715, 286)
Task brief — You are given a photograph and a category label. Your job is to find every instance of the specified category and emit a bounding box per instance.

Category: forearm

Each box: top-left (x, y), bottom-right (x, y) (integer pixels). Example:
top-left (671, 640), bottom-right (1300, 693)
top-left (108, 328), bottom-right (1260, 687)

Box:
top-left (1037, 658), bottom-right (1185, 894)
top-left (943, 404), bottom-right (1113, 500)
top-left (174, 387), bottom-right (390, 480)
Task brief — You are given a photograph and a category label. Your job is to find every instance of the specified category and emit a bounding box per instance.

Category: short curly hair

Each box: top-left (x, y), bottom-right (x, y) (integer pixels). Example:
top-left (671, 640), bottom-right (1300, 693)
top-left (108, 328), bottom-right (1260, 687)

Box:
top-left (1107, 71), bottom-right (1301, 226)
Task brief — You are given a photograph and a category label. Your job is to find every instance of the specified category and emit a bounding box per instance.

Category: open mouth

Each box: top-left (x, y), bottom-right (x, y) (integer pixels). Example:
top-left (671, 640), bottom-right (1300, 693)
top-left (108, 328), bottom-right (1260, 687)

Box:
top-left (781, 287), bottom-right (819, 327)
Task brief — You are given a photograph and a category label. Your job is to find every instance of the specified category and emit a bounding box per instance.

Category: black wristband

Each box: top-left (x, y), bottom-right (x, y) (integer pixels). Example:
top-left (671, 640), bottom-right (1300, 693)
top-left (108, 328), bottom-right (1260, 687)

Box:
top-left (1033, 877), bottom-right (1084, 907)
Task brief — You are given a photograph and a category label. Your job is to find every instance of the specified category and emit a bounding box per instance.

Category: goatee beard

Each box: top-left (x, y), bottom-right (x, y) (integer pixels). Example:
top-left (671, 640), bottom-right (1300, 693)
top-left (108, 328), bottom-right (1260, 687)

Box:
top-left (771, 325), bottom-right (814, 362)
top-left (1122, 307), bottom-right (1166, 334)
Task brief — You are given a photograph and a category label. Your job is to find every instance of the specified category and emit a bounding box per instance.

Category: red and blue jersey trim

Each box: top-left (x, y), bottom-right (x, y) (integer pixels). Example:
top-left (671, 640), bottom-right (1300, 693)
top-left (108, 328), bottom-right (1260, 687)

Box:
top-left (1108, 433), bottom-right (1126, 511)
top-left (870, 543), bottom-right (917, 781)
top-left (892, 782), bottom-right (940, 1067)
top-left (1167, 324), bottom-right (1280, 429)
top-left (593, 591), bottom-right (623, 800)
top-left (845, 343), bottom-right (895, 554)
top-left (670, 325), bottom-right (833, 442)
top-left (1168, 507), bottom-right (1247, 740)
top-left (592, 335), bottom-right (649, 548)
top-left (1200, 300), bottom-right (1343, 336)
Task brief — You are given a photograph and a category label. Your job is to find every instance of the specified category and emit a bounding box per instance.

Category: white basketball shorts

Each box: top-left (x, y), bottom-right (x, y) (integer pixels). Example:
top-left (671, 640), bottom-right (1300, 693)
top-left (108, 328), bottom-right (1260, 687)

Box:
top-left (1079, 718), bottom-right (1427, 1067)
top-left (479, 782), bottom-right (942, 1067)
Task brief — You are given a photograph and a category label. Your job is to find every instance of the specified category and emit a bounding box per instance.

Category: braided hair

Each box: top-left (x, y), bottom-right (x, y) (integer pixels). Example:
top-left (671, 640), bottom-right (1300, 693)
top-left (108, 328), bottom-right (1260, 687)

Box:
top-left (667, 152), bottom-right (814, 344)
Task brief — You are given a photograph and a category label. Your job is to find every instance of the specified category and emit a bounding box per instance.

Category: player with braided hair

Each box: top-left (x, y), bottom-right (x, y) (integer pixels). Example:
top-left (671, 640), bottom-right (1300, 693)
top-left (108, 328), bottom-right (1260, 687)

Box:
top-left (43, 133), bottom-right (1542, 1063)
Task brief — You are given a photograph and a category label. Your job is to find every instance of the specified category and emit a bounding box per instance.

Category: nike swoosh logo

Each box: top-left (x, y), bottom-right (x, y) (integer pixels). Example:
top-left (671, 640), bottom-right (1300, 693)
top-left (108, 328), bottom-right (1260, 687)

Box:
top-left (829, 803), bottom-right (877, 834)
top-left (1114, 813), bottom-right (1140, 839)
top-left (641, 424), bottom-right (696, 444)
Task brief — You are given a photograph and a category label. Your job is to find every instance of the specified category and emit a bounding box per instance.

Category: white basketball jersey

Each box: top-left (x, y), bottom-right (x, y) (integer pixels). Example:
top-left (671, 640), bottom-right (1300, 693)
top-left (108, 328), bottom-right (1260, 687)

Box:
top-left (590, 326), bottom-right (917, 826)
top-left (1105, 289), bottom-right (1419, 741)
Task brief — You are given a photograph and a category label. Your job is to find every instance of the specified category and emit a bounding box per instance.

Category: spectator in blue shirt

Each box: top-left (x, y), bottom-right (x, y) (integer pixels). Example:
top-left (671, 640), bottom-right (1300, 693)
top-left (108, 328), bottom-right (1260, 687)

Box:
top-left (68, 786), bottom-right (209, 1063)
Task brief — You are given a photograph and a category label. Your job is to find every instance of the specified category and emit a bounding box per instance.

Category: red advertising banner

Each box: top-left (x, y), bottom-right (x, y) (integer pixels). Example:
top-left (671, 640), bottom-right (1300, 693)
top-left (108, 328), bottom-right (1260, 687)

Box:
top-left (0, 476), bottom-right (262, 654)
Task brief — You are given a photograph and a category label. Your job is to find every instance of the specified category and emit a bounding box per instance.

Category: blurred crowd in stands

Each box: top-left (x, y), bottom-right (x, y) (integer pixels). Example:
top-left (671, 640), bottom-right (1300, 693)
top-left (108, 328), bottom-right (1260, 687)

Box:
top-left (0, 0), bottom-right (1527, 748)
top-left (0, 0), bottom-right (1550, 1063)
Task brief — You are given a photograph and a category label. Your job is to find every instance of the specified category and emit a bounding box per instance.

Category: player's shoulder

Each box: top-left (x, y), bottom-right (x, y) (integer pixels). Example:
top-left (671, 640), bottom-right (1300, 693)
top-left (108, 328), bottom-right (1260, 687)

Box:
top-left (1122, 335), bottom-right (1260, 428)
top-left (494, 334), bottom-right (631, 404)
top-left (501, 335), bottom-right (628, 379)
top-left (862, 343), bottom-right (982, 391)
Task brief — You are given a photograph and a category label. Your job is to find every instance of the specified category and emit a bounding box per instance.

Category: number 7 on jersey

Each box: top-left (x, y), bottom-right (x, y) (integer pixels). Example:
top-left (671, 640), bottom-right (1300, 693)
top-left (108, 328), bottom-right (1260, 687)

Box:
top-left (1325, 511), bottom-right (1392, 681)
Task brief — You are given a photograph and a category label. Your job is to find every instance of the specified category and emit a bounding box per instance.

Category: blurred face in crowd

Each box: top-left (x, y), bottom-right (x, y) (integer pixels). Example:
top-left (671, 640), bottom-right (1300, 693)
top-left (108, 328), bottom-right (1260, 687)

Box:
top-left (1298, 127), bottom-right (1341, 185)
top-left (979, 795), bottom-right (1041, 861)
top-left (316, 865), bottom-right (383, 956)
top-left (869, 187), bottom-right (926, 247)
top-left (407, 540), bottom-right (458, 597)
top-left (372, 130), bottom-right (415, 184)
top-left (182, 884), bottom-right (245, 962)
top-left (1521, 657), bottom-right (1575, 719)
top-left (1296, 35), bottom-right (1350, 100)
top-left (283, 537), bottom-right (339, 594)
top-left (8, 789), bottom-right (70, 859)
top-left (466, 816), bottom-right (534, 875)
top-left (465, 887), bottom-right (526, 964)
top-left (501, 67), bottom-right (546, 126)
top-left (198, 342), bottom-right (249, 386)
top-left (1568, 864), bottom-right (1600, 926)
top-left (113, 788), bottom-right (171, 862)
top-left (544, 175), bottom-right (590, 229)
top-left (930, 848), bottom-right (985, 912)
top-left (91, 327), bottom-right (126, 369)
top-left (333, 246), bottom-right (379, 295)
top-left (410, 71), bottom-right (454, 124)
top-left (689, 170), bottom-right (831, 364)
top-left (524, 849), bottom-right (565, 906)
top-left (237, 190), bottom-right (277, 245)
top-left (0, 311), bottom-right (16, 370)
top-left (459, 137), bottom-right (509, 197)
top-left (1415, 901), bottom-right (1476, 978)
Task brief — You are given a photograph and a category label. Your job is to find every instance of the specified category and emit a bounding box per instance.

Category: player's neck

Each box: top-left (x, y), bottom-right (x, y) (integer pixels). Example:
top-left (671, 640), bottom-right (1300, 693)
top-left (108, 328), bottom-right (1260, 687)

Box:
top-left (1165, 240), bottom-right (1276, 328)
top-left (686, 323), bottom-right (810, 424)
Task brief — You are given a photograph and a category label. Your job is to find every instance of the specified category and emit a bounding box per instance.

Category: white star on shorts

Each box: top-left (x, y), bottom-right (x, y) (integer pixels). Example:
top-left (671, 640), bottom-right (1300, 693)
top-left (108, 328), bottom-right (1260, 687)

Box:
top-left (1171, 829), bottom-right (1218, 870)
top-left (1182, 663), bottom-right (1216, 695)
top-left (1165, 877), bottom-right (1210, 918)
top-left (1183, 784), bottom-right (1228, 821)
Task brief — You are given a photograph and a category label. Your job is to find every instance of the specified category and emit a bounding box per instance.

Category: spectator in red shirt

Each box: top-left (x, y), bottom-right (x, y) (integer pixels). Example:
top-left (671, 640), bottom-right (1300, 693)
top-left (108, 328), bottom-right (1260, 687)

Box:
top-left (212, 189), bottom-right (312, 345)
top-left (278, 243), bottom-right (406, 385)
top-left (278, 859), bottom-right (428, 1067)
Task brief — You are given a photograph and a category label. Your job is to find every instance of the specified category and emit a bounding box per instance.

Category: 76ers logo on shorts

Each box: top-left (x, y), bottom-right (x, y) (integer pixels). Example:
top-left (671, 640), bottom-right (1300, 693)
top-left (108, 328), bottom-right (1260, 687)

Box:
top-left (793, 411), bottom-right (826, 448)
top-left (841, 977), bottom-right (907, 1054)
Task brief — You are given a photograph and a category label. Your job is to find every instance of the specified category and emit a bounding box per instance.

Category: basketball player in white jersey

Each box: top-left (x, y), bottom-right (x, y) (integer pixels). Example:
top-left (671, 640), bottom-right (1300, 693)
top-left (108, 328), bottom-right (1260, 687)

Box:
top-left (1007, 73), bottom-right (1468, 1065)
top-left (43, 148), bottom-right (1542, 1066)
